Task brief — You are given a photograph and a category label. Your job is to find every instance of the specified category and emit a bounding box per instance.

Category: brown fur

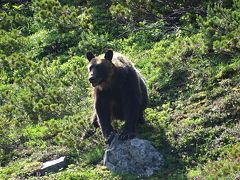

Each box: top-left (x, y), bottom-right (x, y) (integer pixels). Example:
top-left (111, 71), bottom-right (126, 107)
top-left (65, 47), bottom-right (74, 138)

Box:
top-left (86, 50), bottom-right (148, 144)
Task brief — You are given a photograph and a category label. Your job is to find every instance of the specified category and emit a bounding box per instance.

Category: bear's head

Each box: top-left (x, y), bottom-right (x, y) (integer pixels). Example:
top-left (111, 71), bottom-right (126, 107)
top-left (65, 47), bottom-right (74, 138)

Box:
top-left (86, 50), bottom-right (114, 87)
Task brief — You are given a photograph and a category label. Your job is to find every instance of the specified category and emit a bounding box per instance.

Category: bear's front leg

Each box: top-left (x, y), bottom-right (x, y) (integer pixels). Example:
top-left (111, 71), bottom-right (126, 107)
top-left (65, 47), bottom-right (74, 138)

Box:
top-left (95, 93), bottom-right (115, 144)
top-left (120, 97), bottom-right (140, 140)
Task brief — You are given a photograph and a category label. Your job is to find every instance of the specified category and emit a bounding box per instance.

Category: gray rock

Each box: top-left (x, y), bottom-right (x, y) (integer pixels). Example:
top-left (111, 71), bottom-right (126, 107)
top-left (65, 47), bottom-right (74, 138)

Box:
top-left (103, 135), bottom-right (163, 176)
top-left (33, 156), bottom-right (68, 176)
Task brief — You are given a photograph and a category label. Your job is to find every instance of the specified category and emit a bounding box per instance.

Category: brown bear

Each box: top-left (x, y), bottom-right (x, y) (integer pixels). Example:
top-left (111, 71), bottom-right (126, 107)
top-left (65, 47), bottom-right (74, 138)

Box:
top-left (86, 50), bottom-right (148, 144)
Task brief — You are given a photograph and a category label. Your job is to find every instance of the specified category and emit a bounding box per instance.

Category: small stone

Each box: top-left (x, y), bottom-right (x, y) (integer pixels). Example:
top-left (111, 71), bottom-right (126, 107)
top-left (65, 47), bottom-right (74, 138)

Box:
top-left (103, 134), bottom-right (163, 176)
top-left (32, 156), bottom-right (68, 176)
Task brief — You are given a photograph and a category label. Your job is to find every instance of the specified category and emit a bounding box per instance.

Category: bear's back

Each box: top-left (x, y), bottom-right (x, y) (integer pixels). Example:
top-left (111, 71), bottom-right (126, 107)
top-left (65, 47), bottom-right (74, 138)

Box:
top-left (96, 52), bottom-right (132, 69)
top-left (111, 53), bottom-right (132, 69)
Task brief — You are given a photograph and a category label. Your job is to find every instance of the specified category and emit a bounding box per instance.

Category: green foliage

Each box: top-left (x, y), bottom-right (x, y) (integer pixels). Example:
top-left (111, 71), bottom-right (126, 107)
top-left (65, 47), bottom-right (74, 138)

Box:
top-left (0, 0), bottom-right (240, 179)
top-left (197, 0), bottom-right (240, 54)
top-left (0, 3), bottom-right (33, 33)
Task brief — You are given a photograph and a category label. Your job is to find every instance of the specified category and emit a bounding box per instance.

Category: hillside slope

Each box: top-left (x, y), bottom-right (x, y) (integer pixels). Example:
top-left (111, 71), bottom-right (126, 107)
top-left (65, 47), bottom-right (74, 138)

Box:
top-left (0, 0), bottom-right (239, 179)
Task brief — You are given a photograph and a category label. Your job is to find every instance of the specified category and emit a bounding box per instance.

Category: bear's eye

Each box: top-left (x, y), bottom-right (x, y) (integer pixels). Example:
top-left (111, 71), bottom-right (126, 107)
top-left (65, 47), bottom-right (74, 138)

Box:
top-left (89, 65), bottom-right (94, 71)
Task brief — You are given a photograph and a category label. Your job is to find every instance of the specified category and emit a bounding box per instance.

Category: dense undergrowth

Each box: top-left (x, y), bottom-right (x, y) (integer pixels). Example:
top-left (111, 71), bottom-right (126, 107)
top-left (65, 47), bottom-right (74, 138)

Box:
top-left (0, 0), bottom-right (239, 179)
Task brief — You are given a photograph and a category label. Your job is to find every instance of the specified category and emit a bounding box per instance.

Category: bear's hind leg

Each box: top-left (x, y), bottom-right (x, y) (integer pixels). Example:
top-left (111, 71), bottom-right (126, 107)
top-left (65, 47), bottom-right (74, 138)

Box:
top-left (81, 113), bottom-right (99, 140)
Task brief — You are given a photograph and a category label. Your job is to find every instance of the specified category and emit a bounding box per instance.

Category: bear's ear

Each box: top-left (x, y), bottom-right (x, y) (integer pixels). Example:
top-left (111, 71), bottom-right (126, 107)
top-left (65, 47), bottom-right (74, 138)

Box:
top-left (86, 52), bottom-right (95, 61)
top-left (104, 49), bottom-right (113, 61)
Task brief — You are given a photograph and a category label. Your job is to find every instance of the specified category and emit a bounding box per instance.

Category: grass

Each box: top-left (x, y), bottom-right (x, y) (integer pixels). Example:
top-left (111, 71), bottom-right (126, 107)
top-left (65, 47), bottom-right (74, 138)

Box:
top-left (1, 48), bottom-right (239, 180)
top-left (0, 1), bottom-right (240, 179)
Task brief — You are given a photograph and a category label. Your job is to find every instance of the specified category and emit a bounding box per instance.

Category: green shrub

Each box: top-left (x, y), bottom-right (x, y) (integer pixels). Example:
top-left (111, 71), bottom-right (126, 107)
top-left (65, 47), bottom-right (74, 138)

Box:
top-left (0, 0), bottom-right (239, 179)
